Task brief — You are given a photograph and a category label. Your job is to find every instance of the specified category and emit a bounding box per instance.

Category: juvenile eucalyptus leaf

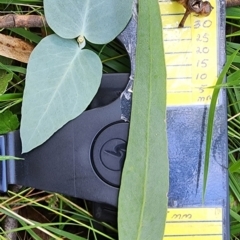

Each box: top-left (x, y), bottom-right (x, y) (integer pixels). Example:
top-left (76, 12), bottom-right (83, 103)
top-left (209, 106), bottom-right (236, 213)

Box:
top-left (118, 0), bottom-right (169, 239)
top-left (44, 0), bottom-right (133, 44)
top-left (20, 34), bottom-right (102, 153)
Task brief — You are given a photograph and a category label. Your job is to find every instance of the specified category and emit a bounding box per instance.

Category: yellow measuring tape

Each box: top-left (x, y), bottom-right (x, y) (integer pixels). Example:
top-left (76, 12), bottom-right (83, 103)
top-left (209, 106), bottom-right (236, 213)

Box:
top-left (158, 1), bottom-right (222, 239)
top-left (164, 208), bottom-right (223, 239)
top-left (159, 0), bottom-right (217, 106)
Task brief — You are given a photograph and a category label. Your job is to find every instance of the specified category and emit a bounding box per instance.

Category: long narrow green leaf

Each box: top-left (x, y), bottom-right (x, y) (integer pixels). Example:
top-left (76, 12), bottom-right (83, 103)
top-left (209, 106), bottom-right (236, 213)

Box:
top-left (0, 93), bottom-right (22, 101)
top-left (42, 225), bottom-right (86, 240)
top-left (0, 156), bottom-right (23, 161)
top-left (118, 1), bottom-right (168, 239)
top-left (9, 28), bottom-right (42, 44)
top-left (203, 49), bottom-right (240, 200)
top-left (230, 209), bottom-right (240, 222)
top-left (16, 219), bottom-right (42, 240)
top-left (229, 173), bottom-right (240, 202)
top-left (0, 65), bottom-right (26, 74)
top-left (4, 222), bottom-right (78, 234)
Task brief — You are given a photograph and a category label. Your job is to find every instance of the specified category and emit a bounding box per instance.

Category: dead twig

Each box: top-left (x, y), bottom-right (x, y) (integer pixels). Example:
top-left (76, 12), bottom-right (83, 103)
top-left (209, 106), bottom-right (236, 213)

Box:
top-left (0, 0), bottom-right (239, 30)
top-left (0, 14), bottom-right (47, 28)
top-left (226, 0), bottom-right (240, 7)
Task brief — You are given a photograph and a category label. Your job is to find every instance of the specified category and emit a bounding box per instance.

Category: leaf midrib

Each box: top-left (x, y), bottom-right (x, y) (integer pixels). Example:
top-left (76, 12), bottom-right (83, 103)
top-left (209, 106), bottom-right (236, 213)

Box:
top-left (136, 2), bottom-right (152, 239)
top-left (26, 44), bottom-right (80, 147)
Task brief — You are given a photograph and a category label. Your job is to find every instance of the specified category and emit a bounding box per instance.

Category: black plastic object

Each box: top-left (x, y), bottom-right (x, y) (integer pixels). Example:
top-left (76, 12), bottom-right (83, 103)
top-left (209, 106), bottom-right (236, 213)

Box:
top-left (3, 73), bottom-right (130, 207)
top-left (92, 202), bottom-right (117, 224)
top-left (91, 122), bottom-right (128, 188)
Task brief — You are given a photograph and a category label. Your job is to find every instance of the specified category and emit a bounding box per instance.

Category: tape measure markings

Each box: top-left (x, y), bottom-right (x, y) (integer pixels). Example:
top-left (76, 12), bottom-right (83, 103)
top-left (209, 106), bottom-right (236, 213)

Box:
top-left (163, 208), bottom-right (223, 239)
top-left (166, 207), bottom-right (222, 220)
top-left (159, 0), bottom-right (218, 106)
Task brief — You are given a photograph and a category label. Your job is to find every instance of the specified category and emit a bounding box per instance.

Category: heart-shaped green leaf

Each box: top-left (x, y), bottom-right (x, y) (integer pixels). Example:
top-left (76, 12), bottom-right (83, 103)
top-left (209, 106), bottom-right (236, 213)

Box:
top-left (44, 0), bottom-right (133, 44)
top-left (20, 34), bottom-right (102, 153)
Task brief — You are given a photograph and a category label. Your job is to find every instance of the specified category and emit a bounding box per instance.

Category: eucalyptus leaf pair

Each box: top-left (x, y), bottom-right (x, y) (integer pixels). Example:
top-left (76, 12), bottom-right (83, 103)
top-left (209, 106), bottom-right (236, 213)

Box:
top-left (20, 0), bottom-right (133, 152)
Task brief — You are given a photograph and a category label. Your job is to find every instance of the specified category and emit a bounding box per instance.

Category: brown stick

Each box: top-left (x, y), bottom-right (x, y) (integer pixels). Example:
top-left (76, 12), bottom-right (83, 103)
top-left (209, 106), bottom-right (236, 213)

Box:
top-left (0, 14), bottom-right (47, 28)
top-left (226, 0), bottom-right (240, 7)
top-left (0, 1), bottom-right (239, 29)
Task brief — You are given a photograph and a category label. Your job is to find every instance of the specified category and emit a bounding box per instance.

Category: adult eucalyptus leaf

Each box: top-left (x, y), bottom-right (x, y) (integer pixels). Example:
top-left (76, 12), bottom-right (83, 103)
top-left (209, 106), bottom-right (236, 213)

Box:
top-left (44, 0), bottom-right (133, 44)
top-left (118, 0), bottom-right (169, 239)
top-left (20, 34), bottom-right (102, 153)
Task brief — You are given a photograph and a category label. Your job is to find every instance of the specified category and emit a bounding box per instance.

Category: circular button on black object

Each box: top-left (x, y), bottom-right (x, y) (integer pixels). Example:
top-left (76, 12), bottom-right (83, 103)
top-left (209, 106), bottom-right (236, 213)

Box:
top-left (91, 122), bottom-right (129, 188)
top-left (101, 139), bottom-right (126, 171)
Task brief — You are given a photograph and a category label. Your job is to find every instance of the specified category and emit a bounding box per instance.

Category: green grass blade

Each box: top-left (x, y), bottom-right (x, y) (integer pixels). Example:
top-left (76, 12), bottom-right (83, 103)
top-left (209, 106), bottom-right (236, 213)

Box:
top-left (9, 28), bottom-right (42, 44)
top-left (0, 65), bottom-right (26, 74)
top-left (0, 207), bottom-right (60, 239)
top-left (227, 8), bottom-right (240, 19)
top-left (42, 225), bottom-right (86, 240)
top-left (0, 93), bottom-right (22, 101)
top-left (229, 174), bottom-right (240, 202)
top-left (17, 219), bottom-right (42, 240)
top-left (0, 156), bottom-right (23, 161)
top-left (230, 209), bottom-right (240, 222)
top-left (7, 190), bottom-right (114, 239)
top-left (203, 48), bottom-right (240, 201)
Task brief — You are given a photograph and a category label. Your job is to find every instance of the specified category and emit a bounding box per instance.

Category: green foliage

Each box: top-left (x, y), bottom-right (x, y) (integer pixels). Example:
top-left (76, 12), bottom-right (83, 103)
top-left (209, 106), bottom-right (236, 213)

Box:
top-left (0, 155), bottom-right (23, 160)
top-left (0, 57), bottom-right (13, 97)
top-left (0, 109), bottom-right (19, 134)
top-left (222, 7), bottom-right (240, 239)
top-left (0, 73), bottom-right (13, 95)
top-left (0, 189), bottom-right (117, 239)
top-left (203, 49), bottom-right (240, 201)
top-left (0, 1), bottom-right (169, 239)
top-left (44, 0), bottom-right (133, 44)
top-left (118, 0), bottom-right (168, 239)
top-left (20, 34), bottom-right (102, 152)
top-left (20, 0), bottom-right (133, 152)
top-left (0, 1), bottom-right (129, 239)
